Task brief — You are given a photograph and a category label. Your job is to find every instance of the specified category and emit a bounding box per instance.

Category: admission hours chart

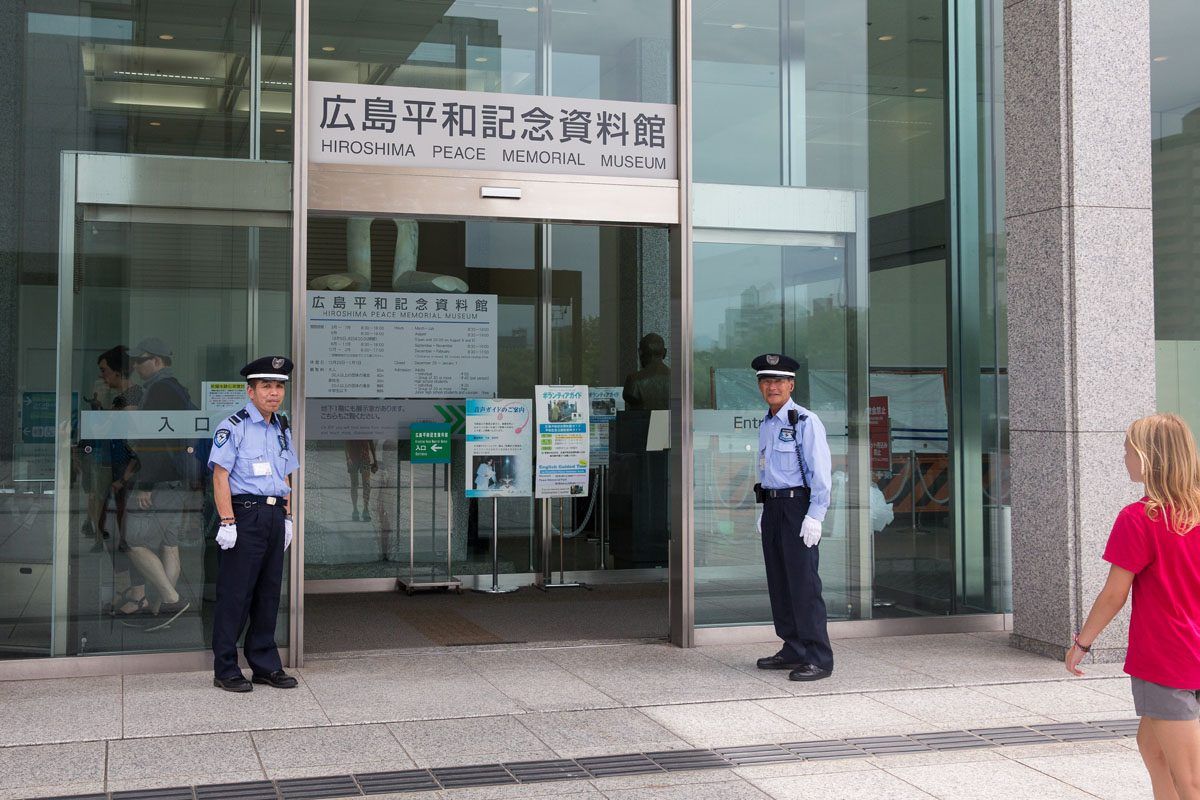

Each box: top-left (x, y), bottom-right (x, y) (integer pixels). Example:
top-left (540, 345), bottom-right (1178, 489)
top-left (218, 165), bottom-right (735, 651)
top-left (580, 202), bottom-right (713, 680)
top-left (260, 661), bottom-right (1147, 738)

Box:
top-left (306, 290), bottom-right (497, 398)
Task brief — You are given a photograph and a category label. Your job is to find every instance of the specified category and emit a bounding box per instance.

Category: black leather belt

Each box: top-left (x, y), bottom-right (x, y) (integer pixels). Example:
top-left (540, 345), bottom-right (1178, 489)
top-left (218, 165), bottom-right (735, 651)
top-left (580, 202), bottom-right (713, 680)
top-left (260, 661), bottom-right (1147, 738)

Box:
top-left (762, 487), bottom-right (811, 500)
top-left (232, 494), bottom-right (286, 508)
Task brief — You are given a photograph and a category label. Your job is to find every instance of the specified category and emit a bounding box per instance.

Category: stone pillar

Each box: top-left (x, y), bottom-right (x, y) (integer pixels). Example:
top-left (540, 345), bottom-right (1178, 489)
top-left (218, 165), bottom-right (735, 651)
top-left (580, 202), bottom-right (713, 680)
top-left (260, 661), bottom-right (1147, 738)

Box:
top-left (1005, 0), bottom-right (1155, 660)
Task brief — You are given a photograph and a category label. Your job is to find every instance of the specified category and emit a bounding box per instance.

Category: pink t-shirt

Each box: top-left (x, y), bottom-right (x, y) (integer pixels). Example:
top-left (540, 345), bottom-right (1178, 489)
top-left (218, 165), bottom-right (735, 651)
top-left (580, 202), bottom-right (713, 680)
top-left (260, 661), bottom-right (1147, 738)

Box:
top-left (1103, 499), bottom-right (1200, 689)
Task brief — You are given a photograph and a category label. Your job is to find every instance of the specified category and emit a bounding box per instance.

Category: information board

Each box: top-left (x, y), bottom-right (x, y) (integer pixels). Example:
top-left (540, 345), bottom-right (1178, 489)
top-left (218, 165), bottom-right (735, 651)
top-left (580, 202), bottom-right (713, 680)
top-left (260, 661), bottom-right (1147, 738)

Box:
top-left (410, 422), bottom-right (452, 464)
top-left (588, 386), bottom-right (624, 468)
top-left (203, 382), bottom-right (246, 412)
top-left (535, 385), bottom-right (589, 498)
top-left (306, 291), bottom-right (497, 399)
top-left (465, 399), bottom-right (532, 498)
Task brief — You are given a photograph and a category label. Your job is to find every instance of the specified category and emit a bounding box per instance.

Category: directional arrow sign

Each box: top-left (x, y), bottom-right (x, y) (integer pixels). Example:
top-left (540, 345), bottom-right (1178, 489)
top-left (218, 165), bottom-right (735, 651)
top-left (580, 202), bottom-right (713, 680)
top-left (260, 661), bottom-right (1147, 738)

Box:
top-left (410, 422), bottom-right (452, 464)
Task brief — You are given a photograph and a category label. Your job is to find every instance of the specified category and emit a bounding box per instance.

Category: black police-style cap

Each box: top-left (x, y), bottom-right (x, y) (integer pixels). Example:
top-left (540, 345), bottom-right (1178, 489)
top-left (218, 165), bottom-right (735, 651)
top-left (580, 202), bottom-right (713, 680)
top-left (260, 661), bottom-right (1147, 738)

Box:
top-left (751, 353), bottom-right (799, 378)
top-left (241, 356), bottom-right (294, 382)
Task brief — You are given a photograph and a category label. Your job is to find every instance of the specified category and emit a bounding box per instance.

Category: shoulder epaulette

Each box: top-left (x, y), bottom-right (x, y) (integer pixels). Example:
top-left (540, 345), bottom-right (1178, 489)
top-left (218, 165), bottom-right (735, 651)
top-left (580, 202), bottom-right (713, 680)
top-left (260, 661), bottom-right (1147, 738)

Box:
top-left (228, 409), bottom-right (251, 425)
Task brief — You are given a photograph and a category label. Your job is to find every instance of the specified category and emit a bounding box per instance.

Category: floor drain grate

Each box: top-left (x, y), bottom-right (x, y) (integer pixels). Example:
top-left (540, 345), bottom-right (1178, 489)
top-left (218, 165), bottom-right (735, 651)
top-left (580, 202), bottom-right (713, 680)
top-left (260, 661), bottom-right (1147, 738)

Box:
top-left (275, 775), bottom-right (360, 800)
top-left (504, 759), bottom-right (590, 783)
top-left (431, 764), bottom-right (514, 788)
top-left (194, 780), bottom-right (278, 800)
top-left (354, 769), bottom-right (437, 795)
top-left (111, 789), bottom-right (196, 800)
top-left (577, 753), bottom-right (664, 778)
top-left (714, 745), bottom-right (799, 766)
top-left (647, 749), bottom-right (730, 771)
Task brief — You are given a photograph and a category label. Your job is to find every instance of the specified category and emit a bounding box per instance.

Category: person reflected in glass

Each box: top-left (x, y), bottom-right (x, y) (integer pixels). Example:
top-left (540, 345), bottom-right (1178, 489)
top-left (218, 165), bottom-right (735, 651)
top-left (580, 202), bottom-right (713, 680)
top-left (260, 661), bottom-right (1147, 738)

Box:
top-left (622, 333), bottom-right (670, 411)
top-left (344, 439), bottom-right (377, 522)
top-left (1067, 414), bottom-right (1200, 799)
top-left (751, 353), bottom-right (834, 682)
top-left (117, 337), bottom-right (193, 629)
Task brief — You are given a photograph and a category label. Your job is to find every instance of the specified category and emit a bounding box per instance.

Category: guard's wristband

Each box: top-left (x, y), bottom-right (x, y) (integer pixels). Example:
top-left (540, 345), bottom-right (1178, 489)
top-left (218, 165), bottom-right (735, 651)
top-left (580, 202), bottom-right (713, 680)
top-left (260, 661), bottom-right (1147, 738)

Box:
top-left (220, 516), bottom-right (235, 524)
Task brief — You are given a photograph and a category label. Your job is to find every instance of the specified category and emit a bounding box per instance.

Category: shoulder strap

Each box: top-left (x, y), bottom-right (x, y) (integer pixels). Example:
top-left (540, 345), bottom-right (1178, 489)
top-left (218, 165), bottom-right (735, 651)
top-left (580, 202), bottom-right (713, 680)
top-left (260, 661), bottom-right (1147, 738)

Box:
top-left (787, 409), bottom-right (810, 489)
top-left (227, 409), bottom-right (250, 426)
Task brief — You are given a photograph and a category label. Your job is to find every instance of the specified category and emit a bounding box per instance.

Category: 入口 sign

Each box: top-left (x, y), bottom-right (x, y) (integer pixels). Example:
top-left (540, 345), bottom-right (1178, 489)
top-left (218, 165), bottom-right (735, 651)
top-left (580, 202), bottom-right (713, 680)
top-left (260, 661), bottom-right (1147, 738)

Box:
top-left (410, 422), bottom-right (452, 464)
top-left (310, 82), bottom-right (676, 180)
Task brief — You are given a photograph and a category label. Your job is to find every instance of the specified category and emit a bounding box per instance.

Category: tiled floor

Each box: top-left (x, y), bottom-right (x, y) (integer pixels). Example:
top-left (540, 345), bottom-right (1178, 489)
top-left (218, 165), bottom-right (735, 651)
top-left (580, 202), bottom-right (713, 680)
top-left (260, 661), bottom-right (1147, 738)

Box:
top-left (0, 633), bottom-right (1153, 800)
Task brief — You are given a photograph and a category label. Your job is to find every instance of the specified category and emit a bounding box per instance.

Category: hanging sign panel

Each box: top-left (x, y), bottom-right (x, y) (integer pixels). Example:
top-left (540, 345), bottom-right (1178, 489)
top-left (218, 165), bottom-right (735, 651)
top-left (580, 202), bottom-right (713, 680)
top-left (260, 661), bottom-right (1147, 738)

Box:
top-left (534, 385), bottom-right (589, 498)
top-left (465, 399), bottom-right (533, 498)
top-left (309, 81), bottom-right (676, 180)
top-left (306, 291), bottom-right (497, 399)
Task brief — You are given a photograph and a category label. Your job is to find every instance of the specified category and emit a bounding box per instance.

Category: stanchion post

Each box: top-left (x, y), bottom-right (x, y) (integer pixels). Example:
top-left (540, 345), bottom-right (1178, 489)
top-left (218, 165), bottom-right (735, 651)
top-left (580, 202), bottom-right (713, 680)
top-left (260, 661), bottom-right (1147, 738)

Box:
top-left (473, 495), bottom-right (517, 593)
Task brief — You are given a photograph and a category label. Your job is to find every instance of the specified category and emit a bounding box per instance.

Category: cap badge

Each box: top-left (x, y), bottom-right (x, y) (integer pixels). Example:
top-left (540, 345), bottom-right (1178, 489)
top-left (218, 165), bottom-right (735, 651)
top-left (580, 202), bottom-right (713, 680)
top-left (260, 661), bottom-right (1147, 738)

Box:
top-left (766, 355), bottom-right (779, 366)
top-left (272, 357), bottom-right (284, 370)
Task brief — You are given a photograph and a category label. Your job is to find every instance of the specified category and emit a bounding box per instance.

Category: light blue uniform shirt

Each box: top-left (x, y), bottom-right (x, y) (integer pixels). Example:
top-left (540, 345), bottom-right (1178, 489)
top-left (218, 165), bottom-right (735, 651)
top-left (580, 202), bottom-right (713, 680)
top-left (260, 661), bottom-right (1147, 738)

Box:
top-left (208, 402), bottom-right (299, 497)
top-left (757, 398), bottom-right (832, 522)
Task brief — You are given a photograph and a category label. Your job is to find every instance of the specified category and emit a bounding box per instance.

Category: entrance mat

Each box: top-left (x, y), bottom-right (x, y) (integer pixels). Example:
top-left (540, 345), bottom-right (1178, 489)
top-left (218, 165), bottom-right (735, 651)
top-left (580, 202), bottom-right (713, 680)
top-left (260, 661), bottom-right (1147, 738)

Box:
top-left (403, 609), bottom-right (506, 646)
top-left (45, 718), bottom-right (1140, 800)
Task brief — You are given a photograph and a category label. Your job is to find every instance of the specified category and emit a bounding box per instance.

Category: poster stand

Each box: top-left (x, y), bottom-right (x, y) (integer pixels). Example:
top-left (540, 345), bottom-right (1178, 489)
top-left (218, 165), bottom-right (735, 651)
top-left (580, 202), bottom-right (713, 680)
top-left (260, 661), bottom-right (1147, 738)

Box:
top-left (398, 462), bottom-right (461, 595)
top-left (538, 498), bottom-right (584, 590)
top-left (472, 497), bottom-right (517, 594)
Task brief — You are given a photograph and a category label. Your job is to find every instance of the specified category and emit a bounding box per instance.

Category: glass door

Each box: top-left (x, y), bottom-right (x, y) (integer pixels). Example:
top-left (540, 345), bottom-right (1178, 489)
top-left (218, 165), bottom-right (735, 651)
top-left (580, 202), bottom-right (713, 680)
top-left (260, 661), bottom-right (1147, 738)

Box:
top-left (45, 153), bottom-right (292, 658)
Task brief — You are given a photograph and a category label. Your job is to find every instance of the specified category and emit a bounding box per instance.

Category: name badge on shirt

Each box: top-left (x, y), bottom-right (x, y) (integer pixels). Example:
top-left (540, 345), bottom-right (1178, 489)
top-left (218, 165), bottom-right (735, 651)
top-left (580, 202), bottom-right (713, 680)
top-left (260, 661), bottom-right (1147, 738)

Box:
top-left (252, 461), bottom-right (272, 477)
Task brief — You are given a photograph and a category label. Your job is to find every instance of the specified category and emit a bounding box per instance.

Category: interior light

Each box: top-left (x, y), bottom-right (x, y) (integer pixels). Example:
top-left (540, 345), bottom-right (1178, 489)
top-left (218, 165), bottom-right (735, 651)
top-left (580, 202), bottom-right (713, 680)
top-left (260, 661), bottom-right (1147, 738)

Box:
top-left (321, 45), bottom-right (336, 52)
top-left (1153, 55), bottom-right (1169, 62)
top-left (525, 6), bottom-right (538, 12)
top-left (158, 33), bottom-right (174, 41)
top-left (475, 56), bottom-right (489, 63)
top-left (148, 121), bottom-right (162, 127)
top-left (878, 34), bottom-right (896, 41)
top-left (731, 23), bottom-right (747, 29)
top-left (275, 128), bottom-right (287, 133)
top-left (914, 87), bottom-right (928, 94)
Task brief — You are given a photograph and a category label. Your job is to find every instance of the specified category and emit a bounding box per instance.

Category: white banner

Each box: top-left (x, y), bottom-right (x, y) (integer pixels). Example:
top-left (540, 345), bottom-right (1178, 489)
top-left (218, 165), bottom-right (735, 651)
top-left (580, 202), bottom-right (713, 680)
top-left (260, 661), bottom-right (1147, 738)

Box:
top-left (310, 81), bottom-right (676, 180)
top-left (535, 385), bottom-right (589, 498)
top-left (81, 410), bottom-right (225, 440)
top-left (465, 399), bottom-right (533, 498)
top-left (306, 291), bottom-right (497, 399)
top-left (305, 399), bottom-right (465, 440)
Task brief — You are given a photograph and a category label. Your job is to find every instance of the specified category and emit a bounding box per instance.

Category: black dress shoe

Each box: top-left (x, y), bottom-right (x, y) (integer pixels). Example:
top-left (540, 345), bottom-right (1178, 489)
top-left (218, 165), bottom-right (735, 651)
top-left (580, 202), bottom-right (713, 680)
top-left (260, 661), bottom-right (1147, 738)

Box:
top-left (756, 655), bottom-right (806, 670)
top-left (213, 675), bottom-right (252, 692)
top-left (252, 670), bottom-right (298, 689)
top-left (788, 664), bottom-right (832, 682)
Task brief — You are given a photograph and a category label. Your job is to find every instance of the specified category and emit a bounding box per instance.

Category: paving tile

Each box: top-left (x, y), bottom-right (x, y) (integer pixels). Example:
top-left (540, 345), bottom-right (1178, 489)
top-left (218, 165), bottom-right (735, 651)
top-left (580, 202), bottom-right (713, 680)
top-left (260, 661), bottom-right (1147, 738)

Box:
top-left (390, 715), bottom-right (556, 767)
top-left (640, 701), bottom-right (808, 747)
top-left (868, 686), bottom-right (1036, 727)
top-left (0, 741), bottom-right (106, 797)
top-left (545, 644), bottom-right (789, 706)
top-left (748, 766), bottom-right (937, 800)
top-left (107, 732), bottom-right (262, 781)
top-left (1007, 743), bottom-right (1154, 799)
top-left (122, 669), bottom-right (329, 737)
top-left (731, 760), bottom-right (878, 781)
top-left (517, 708), bottom-right (689, 759)
top-left (465, 650), bottom-right (621, 712)
top-left (106, 771), bottom-right (266, 793)
top-left (252, 723), bottom-right (414, 775)
top-left (753, 693), bottom-right (926, 738)
top-left (0, 675), bottom-right (122, 746)
top-left (970, 680), bottom-right (1133, 716)
top-left (300, 654), bottom-right (523, 723)
top-left (596, 776), bottom-right (771, 800)
top-left (441, 781), bottom-right (605, 799)
top-left (884, 758), bottom-right (1101, 799)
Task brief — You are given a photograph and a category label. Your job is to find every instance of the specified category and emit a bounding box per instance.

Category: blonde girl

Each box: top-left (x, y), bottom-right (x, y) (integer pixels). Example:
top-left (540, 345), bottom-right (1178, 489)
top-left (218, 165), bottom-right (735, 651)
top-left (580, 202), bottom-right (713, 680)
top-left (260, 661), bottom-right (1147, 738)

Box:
top-left (1067, 413), bottom-right (1200, 799)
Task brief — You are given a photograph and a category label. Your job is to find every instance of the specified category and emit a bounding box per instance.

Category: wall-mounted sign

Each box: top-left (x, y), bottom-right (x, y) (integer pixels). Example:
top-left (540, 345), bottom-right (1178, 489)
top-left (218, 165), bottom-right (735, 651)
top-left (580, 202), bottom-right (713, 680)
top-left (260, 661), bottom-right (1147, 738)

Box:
top-left (306, 399), bottom-right (465, 440)
top-left (306, 291), bottom-right (497, 399)
top-left (310, 81), bottom-right (677, 180)
top-left (869, 395), bottom-right (891, 472)
top-left (535, 385), bottom-right (589, 498)
top-left (410, 422), bottom-right (452, 464)
top-left (465, 399), bottom-right (533, 498)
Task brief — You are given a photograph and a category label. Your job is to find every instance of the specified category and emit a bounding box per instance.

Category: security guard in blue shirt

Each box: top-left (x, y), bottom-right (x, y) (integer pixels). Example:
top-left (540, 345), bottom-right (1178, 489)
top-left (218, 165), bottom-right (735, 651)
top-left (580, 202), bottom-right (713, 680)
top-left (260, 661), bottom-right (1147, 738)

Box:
top-left (208, 356), bottom-right (300, 692)
top-left (752, 353), bottom-right (834, 681)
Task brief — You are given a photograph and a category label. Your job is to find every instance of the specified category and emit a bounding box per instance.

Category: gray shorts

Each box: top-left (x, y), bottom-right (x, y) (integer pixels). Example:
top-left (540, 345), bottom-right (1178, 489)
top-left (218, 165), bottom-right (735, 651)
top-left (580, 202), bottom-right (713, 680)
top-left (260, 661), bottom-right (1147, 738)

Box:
top-left (1132, 676), bottom-right (1200, 721)
top-left (123, 487), bottom-right (188, 549)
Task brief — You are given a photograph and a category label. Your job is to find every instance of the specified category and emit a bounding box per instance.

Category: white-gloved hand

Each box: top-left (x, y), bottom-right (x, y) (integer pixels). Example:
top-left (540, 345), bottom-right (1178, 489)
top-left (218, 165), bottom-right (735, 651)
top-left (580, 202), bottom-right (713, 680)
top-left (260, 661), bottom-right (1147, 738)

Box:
top-left (284, 518), bottom-right (293, 550)
top-left (800, 515), bottom-right (822, 548)
top-left (756, 509), bottom-right (763, 534)
top-left (216, 523), bottom-right (238, 550)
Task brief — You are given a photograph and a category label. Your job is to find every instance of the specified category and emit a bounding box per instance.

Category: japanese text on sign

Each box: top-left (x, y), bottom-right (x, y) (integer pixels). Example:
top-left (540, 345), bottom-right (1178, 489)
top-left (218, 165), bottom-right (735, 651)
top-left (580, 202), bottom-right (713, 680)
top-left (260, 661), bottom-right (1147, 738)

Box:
top-left (310, 82), bottom-right (677, 180)
top-left (306, 291), bottom-right (497, 399)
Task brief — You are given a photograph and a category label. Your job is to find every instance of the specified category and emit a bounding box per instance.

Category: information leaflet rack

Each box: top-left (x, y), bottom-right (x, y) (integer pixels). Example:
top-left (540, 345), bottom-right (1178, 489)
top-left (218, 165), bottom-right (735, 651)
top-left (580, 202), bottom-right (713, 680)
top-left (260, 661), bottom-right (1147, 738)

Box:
top-left (398, 422), bottom-right (461, 595)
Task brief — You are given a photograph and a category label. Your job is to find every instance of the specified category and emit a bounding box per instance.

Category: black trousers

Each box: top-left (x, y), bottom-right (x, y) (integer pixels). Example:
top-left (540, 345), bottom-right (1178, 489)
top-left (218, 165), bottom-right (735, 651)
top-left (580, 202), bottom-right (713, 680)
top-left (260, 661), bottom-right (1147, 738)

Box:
top-left (761, 495), bottom-right (833, 671)
top-left (212, 502), bottom-right (285, 679)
